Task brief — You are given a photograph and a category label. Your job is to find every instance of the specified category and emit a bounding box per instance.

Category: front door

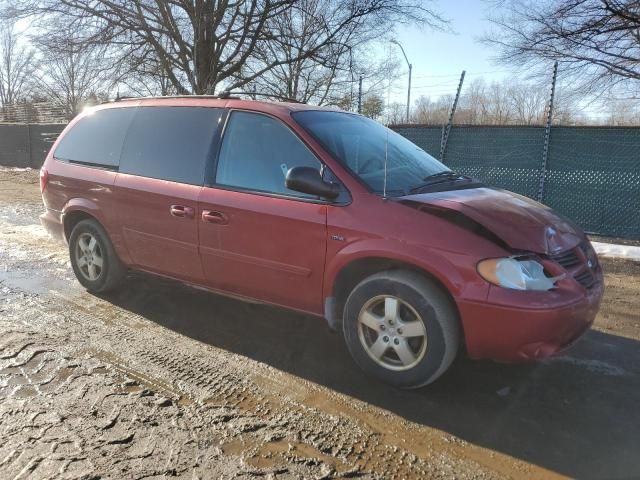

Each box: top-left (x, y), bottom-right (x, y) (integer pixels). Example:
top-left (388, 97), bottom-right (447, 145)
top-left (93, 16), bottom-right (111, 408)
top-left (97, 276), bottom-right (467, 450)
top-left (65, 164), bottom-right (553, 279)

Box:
top-left (114, 106), bottom-right (224, 283)
top-left (198, 111), bottom-right (328, 313)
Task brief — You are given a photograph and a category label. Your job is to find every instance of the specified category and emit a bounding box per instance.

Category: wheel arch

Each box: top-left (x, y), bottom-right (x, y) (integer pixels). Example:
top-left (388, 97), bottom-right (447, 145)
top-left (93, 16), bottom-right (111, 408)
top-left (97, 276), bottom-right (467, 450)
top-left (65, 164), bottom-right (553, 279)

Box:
top-left (65, 204), bottom-right (128, 293)
top-left (325, 254), bottom-right (463, 336)
top-left (62, 198), bottom-right (108, 241)
top-left (63, 209), bottom-right (98, 242)
top-left (61, 199), bottom-right (131, 266)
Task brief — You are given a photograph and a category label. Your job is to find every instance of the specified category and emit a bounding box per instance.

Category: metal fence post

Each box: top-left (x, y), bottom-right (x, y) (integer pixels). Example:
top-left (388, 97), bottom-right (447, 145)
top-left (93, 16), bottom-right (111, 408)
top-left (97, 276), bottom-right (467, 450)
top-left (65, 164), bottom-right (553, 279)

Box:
top-left (537, 61), bottom-right (558, 202)
top-left (26, 123), bottom-right (32, 168)
top-left (439, 70), bottom-right (465, 163)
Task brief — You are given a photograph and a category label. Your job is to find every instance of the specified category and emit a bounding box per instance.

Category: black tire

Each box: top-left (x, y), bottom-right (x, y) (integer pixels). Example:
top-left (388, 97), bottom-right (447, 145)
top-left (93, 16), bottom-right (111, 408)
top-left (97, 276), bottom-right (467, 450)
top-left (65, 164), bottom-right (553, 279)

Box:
top-left (342, 270), bottom-right (459, 389)
top-left (68, 218), bottom-right (126, 293)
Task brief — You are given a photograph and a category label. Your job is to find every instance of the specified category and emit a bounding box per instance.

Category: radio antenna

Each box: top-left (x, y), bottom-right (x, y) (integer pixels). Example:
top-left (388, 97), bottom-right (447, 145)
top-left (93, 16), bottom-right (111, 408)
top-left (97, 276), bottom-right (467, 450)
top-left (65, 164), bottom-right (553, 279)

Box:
top-left (384, 126), bottom-right (389, 199)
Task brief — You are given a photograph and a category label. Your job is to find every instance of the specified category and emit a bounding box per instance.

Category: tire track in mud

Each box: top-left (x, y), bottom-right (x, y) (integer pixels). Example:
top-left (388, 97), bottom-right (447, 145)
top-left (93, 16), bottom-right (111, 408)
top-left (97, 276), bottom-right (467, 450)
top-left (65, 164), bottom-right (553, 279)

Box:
top-left (40, 289), bottom-right (508, 479)
top-left (1, 331), bottom-right (94, 478)
top-left (0, 328), bottom-right (244, 479)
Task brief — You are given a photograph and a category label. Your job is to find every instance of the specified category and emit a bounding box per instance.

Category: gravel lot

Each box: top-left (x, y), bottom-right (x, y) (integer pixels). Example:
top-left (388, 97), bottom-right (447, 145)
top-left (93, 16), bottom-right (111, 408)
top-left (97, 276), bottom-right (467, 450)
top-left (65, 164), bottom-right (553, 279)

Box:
top-left (1, 167), bottom-right (639, 479)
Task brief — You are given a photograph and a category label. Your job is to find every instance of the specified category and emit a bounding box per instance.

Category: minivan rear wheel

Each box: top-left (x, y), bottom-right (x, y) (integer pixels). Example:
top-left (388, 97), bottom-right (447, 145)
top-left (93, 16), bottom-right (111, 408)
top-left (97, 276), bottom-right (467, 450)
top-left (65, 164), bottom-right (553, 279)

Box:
top-left (69, 219), bottom-right (126, 293)
top-left (342, 270), bottom-right (459, 389)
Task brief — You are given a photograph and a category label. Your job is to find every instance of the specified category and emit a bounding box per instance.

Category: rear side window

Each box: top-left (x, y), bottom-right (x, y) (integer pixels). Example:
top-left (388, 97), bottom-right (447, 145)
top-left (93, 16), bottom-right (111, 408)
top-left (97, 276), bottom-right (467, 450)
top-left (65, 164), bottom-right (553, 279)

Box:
top-left (54, 107), bottom-right (135, 168)
top-left (119, 106), bottom-right (223, 185)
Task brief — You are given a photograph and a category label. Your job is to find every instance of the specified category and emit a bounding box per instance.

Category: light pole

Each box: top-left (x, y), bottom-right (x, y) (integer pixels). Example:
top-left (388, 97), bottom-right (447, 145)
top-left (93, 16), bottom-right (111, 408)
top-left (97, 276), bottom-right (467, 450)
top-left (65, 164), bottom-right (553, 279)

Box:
top-left (391, 40), bottom-right (412, 123)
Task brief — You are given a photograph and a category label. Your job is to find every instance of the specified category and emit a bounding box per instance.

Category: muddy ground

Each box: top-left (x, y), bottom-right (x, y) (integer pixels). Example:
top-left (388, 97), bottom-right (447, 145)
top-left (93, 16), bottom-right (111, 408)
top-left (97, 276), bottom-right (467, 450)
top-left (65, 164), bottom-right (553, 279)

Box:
top-left (1, 167), bottom-right (639, 480)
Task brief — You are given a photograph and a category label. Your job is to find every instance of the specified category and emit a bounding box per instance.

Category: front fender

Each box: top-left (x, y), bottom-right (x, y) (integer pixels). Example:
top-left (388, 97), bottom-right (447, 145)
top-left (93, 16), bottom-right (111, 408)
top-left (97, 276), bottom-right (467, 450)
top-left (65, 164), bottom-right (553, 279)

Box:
top-left (324, 238), bottom-right (488, 302)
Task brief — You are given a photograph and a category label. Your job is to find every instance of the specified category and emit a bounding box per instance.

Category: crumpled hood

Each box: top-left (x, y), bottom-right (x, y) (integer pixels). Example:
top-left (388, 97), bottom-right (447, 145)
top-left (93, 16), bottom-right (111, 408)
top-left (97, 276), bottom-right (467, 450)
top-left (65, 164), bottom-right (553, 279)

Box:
top-left (400, 187), bottom-right (583, 255)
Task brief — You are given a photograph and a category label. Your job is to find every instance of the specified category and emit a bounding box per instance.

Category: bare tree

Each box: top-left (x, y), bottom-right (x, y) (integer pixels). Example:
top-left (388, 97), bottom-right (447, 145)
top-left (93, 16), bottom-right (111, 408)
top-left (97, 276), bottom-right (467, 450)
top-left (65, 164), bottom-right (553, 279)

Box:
top-left (243, 0), bottom-right (353, 104)
top-left (508, 82), bottom-right (547, 125)
top-left (457, 78), bottom-right (489, 124)
top-left (485, 0), bottom-right (640, 96)
top-left (7, 0), bottom-right (296, 94)
top-left (7, 0), bottom-right (442, 97)
top-left (33, 26), bottom-right (114, 118)
top-left (118, 36), bottom-right (180, 97)
top-left (385, 101), bottom-right (407, 124)
top-left (410, 95), bottom-right (452, 124)
top-left (361, 93), bottom-right (384, 119)
top-left (333, 93), bottom-right (354, 111)
top-left (244, 0), bottom-right (444, 104)
top-left (484, 81), bottom-right (512, 124)
top-left (409, 77), bottom-right (581, 126)
top-left (552, 90), bottom-right (583, 124)
top-left (0, 19), bottom-right (35, 105)
top-left (606, 98), bottom-right (640, 124)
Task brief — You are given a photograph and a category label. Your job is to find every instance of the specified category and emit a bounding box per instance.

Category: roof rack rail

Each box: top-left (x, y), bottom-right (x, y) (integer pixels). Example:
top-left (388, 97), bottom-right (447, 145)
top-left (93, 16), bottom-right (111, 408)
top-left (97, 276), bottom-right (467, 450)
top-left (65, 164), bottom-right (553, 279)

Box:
top-left (102, 93), bottom-right (236, 104)
top-left (105, 91), bottom-right (303, 104)
top-left (114, 93), bottom-right (240, 101)
top-left (228, 91), bottom-right (304, 104)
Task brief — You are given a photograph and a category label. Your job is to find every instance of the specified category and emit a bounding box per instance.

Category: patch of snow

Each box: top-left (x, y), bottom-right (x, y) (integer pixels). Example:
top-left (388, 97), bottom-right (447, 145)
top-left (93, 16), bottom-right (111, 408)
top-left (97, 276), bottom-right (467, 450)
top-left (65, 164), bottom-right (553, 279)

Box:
top-left (591, 241), bottom-right (640, 261)
top-left (16, 224), bottom-right (49, 237)
top-left (0, 166), bottom-right (32, 172)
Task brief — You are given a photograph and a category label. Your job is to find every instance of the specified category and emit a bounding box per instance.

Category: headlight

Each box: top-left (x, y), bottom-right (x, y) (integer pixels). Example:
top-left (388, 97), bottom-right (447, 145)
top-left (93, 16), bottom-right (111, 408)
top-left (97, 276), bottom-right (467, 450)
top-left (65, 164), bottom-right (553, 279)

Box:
top-left (477, 257), bottom-right (561, 291)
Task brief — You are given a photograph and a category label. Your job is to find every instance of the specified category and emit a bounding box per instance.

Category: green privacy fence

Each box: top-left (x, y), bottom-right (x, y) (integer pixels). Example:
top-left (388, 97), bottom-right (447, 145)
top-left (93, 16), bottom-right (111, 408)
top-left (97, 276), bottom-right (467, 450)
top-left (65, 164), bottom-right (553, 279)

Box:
top-left (392, 125), bottom-right (640, 239)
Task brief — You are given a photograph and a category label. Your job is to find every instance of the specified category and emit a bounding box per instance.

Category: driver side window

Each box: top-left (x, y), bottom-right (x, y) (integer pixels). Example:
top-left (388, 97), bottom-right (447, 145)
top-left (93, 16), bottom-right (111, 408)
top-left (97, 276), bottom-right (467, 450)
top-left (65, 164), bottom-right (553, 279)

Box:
top-left (216, 111), bottom-right (321, 197)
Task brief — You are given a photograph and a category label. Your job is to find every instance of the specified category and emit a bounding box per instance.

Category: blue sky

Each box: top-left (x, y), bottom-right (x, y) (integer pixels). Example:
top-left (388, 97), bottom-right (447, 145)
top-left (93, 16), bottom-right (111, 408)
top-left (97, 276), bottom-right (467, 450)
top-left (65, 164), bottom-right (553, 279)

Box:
top-left (382, 1), bottom-right (614, 120)
top-left (383, 0), bottom-right (514, 102)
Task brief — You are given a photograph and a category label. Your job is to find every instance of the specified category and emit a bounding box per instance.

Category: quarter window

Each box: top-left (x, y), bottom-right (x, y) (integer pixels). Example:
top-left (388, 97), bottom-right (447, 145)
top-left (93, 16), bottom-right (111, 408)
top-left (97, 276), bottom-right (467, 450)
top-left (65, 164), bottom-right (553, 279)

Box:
top-left (54, 107), bottom-right (135, 167)
top-left (119, 107), bottom-right (223, 185)
top-left (215, 111), bottom-right (321, 196)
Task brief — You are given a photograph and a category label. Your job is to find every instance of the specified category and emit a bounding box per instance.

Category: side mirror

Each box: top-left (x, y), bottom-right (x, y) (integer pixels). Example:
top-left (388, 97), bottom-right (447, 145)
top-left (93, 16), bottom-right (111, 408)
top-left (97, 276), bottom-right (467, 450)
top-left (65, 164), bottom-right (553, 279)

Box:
top-left (286, 166), bottom-right (340, 200)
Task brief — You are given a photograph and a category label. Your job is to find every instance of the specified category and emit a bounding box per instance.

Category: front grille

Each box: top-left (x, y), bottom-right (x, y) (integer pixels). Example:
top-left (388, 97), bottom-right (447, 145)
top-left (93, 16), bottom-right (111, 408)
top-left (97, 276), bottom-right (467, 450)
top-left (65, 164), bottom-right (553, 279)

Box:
top-left (574, 269), bottom-right (597, 289)
top-left (550, 242), bottom-right (599, 290)
top-left (550, 249), bottom-right (581, 269)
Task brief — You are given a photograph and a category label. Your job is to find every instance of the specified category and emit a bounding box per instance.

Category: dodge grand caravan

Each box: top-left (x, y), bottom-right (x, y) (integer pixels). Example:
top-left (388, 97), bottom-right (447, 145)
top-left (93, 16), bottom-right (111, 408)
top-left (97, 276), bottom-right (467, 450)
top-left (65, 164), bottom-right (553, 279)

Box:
top-left (40, 97), bottom-right (603, 388)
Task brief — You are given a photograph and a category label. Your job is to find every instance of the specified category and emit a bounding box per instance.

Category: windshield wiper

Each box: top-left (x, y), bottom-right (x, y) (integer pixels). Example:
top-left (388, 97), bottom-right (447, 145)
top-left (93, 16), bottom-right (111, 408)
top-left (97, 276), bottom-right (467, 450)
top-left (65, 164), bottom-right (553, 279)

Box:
top-left (409, 171), bottom-right (471, 194)
top-left (423, 171), bottom-right (469, 182)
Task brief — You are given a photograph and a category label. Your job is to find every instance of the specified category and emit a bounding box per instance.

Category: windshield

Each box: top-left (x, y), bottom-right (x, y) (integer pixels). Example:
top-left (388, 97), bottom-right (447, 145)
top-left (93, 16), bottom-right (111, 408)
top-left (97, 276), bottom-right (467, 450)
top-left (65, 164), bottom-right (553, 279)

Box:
top-left (293, 110), bottom-right (450, 196)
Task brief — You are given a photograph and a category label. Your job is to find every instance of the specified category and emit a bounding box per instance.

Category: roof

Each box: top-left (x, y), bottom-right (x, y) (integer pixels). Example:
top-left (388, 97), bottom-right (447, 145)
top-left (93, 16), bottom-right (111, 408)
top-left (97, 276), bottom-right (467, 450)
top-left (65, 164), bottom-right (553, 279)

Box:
top-left (97, 95), bottom-right (342, 116)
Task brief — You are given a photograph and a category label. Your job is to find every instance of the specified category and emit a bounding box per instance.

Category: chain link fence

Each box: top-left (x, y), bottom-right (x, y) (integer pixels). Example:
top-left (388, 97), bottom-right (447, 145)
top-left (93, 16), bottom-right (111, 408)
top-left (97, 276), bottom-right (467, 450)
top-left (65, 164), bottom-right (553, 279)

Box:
top-left (393, 124), bottom-right (640, 239)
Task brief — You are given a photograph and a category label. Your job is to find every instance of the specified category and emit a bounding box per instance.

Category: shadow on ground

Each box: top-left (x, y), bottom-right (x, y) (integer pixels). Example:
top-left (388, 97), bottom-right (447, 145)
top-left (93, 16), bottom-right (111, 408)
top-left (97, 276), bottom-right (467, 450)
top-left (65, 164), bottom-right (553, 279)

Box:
top-left (102, 272), bottom-right (639, 480)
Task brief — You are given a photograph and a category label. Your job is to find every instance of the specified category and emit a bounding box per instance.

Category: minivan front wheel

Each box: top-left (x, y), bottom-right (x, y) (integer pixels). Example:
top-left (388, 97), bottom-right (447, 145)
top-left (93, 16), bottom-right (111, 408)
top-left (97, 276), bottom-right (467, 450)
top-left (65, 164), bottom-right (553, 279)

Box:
top-left (69, 219), bottom-right (126, 293)
top-left (343, 270), bottom-right (459, 389)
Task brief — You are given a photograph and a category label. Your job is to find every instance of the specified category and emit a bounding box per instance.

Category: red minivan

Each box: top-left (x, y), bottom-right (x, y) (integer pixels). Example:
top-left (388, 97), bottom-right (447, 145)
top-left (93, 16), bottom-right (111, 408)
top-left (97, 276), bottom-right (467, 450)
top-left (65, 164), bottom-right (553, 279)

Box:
top-left (40, 97), bottom-right (603, 388)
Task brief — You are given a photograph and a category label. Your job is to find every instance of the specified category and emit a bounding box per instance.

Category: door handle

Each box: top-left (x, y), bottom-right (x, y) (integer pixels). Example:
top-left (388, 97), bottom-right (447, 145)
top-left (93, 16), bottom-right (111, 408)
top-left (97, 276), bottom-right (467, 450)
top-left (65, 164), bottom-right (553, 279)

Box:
top-left (169, 205), bottom-right (195, 218)
top-left (202, 210), bottom-right (228, 224)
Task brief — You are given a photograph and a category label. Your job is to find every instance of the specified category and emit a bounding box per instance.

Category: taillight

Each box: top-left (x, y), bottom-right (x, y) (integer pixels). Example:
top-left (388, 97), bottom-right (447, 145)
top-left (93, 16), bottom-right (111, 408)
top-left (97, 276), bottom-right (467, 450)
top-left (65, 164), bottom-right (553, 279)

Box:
top-left (39, 167), bottom-right (49, 193)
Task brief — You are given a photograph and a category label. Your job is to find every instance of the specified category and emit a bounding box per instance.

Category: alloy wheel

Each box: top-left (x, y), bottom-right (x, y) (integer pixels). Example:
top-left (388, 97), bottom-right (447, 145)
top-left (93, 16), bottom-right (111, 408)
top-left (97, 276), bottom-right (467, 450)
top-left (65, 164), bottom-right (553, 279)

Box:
top-left (357, 295), bottom-right (428, 371)
top-left (75, 232), bottom-right (104, 281)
